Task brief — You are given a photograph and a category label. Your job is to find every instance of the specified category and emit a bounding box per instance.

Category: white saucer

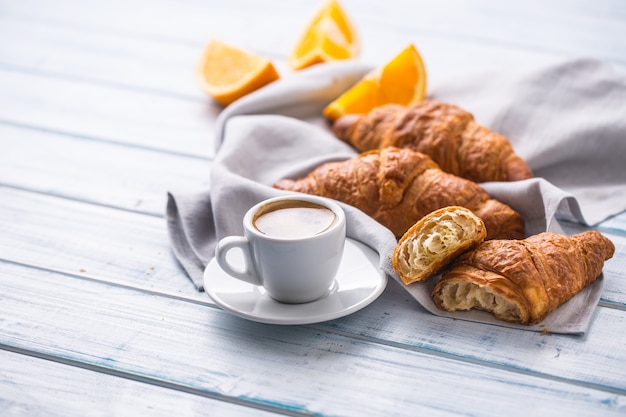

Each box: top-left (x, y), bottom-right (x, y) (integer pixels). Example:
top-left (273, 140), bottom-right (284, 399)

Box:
top-left (204, 238), bottom-right (387, 325)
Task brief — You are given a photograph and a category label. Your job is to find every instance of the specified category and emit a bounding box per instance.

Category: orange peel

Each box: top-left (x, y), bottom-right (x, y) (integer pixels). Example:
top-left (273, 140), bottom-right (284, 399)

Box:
top-left (196, 39), bottom-right (280, 106)
top-left (323, 43), bottom-right (427, 120)
top-left (289, 0), bottom-right (360, 70)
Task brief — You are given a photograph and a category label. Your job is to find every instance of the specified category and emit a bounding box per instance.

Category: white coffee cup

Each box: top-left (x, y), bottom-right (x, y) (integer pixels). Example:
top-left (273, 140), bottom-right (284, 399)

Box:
top-left (215, 195), bottom-right (346, 303)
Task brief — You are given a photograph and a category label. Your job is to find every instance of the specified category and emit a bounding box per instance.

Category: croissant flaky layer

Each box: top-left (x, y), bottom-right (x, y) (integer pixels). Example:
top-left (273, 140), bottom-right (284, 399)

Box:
top-left (432, 231), bottom-right (615, 325)
top-left (392, 206), bottom-right (487, 285)
top-left (274, 147), bottom-right (525, 240)
top-left (332, 100), bottom-right (533, 183)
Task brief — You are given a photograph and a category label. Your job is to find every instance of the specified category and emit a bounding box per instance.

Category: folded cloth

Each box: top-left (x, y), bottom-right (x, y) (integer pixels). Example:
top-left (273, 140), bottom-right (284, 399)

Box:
top-left (167, 58), bottom-right (626, 334)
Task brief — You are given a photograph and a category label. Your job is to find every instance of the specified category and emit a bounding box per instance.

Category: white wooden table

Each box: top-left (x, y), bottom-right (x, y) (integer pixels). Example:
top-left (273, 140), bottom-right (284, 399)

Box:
top-left (2, 1), bottom-right (625, 415)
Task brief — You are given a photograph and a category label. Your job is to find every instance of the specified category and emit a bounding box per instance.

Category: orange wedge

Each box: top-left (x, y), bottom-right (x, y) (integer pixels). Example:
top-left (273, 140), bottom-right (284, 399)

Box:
top-left (196, 39), bottom-right (280, 106)
top-left (289, 0), bottom-right (360, 70)
top-left (323, 43), bottom-right (427, 121)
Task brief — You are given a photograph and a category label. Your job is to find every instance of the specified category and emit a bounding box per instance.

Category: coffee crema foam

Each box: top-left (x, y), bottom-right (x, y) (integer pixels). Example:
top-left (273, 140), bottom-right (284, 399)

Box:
top-left (253, 200), bottom-right (337, 239)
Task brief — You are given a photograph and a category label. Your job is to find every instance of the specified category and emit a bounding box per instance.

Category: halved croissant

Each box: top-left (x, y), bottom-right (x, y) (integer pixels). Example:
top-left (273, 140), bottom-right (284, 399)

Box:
top-left (274, 147), bottom-right (525, 240)
top-left (332, 100), bottom-right (533, 183)
top-left (432, 231), bottom-right (615, 325)
top-left (393, 206), bottom-right (487, 285)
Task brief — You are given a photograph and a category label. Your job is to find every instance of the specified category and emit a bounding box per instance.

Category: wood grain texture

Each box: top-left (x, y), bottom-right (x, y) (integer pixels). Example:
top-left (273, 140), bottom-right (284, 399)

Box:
top-left (2, 0), bottom-right (626, 415)
top-left (0, 350), bottom-right (281, 417)
top-left (0, 15), bottom-right (204, 99)
top-left (2, 186), bottom-right (624, 307)
top-left (320, 279), bottom-right (626, 391)
top-left (1, 261), bottom-right (625, 416)
top-left (0, 1), bottom-right (581, 92)
top-left (0, 124), bottom-right (210, 215)
top-left (2, 0), bottom-right (624, 98)
top-left (0, 187), bottom-right (206, 302)
top-left (0, 69), bottom-right (217, 156)
top-left (3, 0), bottom-right (625, 65)
top-left (0, 187), bottom-right (625, 397)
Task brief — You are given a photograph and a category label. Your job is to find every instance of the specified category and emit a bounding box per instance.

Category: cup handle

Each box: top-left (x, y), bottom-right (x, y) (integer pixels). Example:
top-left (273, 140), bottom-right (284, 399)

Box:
top-left (215, 236), bottom-right (262, 286)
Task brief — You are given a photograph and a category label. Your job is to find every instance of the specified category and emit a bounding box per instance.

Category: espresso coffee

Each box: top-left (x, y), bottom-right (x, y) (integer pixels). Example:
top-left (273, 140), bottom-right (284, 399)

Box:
top-left (216, 195), bottom-right (346, 303)
top-left (253, 199), bottom-right (337, 239)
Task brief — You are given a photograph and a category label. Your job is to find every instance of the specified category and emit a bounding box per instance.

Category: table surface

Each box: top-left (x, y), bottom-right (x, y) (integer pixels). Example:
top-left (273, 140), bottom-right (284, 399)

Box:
top-left (2, 1), bottom-right (626, 416)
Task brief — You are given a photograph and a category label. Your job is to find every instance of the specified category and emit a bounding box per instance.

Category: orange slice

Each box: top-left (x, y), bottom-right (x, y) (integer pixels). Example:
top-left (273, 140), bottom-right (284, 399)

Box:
top-left (289, 0), bottom-right (360, 70)
top-left (323, 43), bottom-right (427, 121)
top-left (196, 39), bottom-right (280, 106)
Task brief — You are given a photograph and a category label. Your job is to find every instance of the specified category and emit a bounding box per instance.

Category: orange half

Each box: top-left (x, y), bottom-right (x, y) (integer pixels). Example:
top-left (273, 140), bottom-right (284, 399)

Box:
top-left (323, 43), bottom-right (427, 120)
top-left (289, 0), bottom-right (360, 70)
top-left (196, 39), bottom-right (280, 106)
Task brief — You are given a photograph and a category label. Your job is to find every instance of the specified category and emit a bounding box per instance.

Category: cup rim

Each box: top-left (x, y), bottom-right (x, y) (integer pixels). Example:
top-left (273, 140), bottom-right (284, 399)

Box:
top-left (244, 194), bottom-right (346, 241)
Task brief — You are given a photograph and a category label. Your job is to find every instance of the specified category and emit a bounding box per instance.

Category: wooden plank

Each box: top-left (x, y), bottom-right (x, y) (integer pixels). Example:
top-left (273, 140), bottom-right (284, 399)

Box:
top-left (322, 277), bottom-right (626, 391)
top-left (2, 186), bottom-right (625, 307)
top-left (2, 0), bottom-right (624, 67)
top-left (0, 2), bottom-right (624, 417)
top-left (1, 187), bottom-right (625, 393)
top-left (0, 16), bottom-right (203, 99)
top-left (2, 0), bottom-right (624, 93)
top-left (1, 261), bottom-right (625, 416)
top-left (596, 216), bottom-right (626, 236)
top-left (0, 69), bottom-right (217, 156)
top-left (0, 186), bottom-right (205, 303)
top-left (1, 0), bottom-right (624, 111)
top-left (0, 1), bottom-right (623, 164)
top-left (0, 41), bottom-right (553, 165)
top-left (0, 4), bottom-right (578, 90)
top-left (0, 124), bottom-right (210, 216)
top-left (0, 350), bottom-right (282, 417)
top-left (356, 0), bottom-right (626, 65)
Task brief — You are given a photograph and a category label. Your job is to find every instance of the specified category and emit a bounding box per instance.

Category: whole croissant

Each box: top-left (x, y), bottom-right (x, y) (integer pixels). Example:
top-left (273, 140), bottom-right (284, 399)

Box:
top-left (274, 147), bottom-right (525, 240)
top-left (432, 231), bottom-right (615, 325)
top-left (332, 100), bottom-right (533, 183)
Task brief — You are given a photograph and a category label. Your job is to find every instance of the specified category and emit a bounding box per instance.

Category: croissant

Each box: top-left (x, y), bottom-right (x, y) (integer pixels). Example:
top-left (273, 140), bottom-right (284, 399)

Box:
top-left (331, 100), bottom-right (533, 183)
top-left (392, 206), bottom-right (487, 285)
top-left (432, 231), bottom-right (615, 325)
top-left (273, 147), bottom-right (525, 240)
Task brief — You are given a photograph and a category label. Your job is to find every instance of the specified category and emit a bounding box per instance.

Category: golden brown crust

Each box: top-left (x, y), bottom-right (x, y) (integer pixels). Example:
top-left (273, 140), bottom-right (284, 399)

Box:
top-left (332, 100), bottom-right (533, 183)
top-left (273, 147), bottom-right (525, 240)
top-left (392, 206), bottom-right (487, 285)
top-left (431, 231), bottom-right (615, 324)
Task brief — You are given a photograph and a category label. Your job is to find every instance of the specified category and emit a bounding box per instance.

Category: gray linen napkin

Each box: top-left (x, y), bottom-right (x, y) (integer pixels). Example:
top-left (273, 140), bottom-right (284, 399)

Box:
top-left (167, 58), bottom-right (626, 334)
